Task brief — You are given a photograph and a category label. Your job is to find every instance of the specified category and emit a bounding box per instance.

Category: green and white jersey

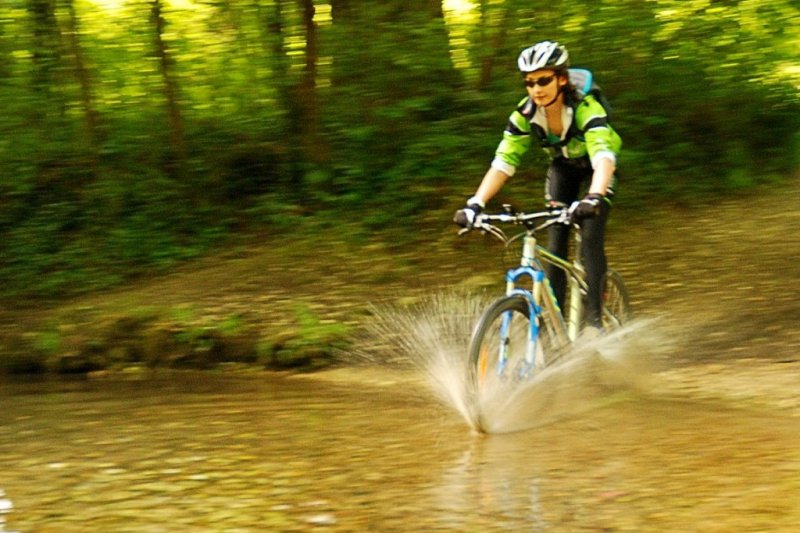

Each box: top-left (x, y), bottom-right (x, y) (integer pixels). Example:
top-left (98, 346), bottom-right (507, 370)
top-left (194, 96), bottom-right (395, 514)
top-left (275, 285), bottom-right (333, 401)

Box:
top-left (491, 92), bottom-right (622, 177)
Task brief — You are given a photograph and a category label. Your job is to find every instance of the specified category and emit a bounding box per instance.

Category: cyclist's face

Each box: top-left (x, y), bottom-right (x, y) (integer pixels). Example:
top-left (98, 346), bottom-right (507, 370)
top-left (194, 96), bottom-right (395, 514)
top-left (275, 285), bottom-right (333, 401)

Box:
top-left (524, 69), bottom-right (565, 106)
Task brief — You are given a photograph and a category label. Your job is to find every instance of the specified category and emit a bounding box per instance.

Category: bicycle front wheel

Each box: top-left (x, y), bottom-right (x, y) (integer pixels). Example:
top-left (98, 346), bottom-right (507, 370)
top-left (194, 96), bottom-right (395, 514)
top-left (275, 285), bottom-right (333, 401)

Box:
top-left (468, 294), bottom-right (558, 390)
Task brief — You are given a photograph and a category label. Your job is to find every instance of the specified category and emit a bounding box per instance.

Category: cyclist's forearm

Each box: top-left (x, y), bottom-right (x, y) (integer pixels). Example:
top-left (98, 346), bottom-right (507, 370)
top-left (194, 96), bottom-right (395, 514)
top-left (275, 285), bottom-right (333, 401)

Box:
top-left (588, 157), bottom-right (615, 196)
top-left (471, 167), bottom-right (509, 206)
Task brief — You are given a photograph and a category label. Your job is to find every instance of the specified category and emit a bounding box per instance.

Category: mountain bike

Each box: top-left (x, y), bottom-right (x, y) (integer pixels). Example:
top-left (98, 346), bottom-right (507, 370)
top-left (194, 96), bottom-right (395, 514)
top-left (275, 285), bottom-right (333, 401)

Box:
top-left (459, 204), bottom-right (631, 392)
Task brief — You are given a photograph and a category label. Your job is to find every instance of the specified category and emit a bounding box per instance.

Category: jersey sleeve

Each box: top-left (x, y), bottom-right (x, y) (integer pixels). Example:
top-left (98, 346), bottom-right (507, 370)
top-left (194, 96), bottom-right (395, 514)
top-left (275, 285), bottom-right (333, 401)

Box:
top-left (575, 95), bottom-right (622, 168)
top-left (491, 104), bottom-right (532, 177)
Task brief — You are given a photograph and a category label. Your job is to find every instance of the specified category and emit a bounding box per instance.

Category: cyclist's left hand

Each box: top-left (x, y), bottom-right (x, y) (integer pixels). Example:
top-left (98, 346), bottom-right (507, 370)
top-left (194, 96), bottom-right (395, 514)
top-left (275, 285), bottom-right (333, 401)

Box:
top-left (570, 193), bottom-right (604, 222)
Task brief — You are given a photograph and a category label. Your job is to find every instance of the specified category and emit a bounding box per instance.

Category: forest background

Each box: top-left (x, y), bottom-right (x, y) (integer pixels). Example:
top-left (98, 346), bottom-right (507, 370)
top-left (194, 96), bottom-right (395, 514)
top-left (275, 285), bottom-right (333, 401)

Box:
top-left (1, 0), bottom-right (799, 299)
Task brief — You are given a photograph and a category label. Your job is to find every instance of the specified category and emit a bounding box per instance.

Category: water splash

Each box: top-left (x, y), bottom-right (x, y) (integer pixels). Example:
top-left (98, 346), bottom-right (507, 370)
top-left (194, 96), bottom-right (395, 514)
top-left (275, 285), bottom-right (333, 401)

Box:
top-left (358, 291), bottom-right (666, 434)
top-left (0, 489), bottom-right (15, 533)
top-left (470, 320), bottom-right (664, 433)
top-left (355, 290), bottom-right (488, 420)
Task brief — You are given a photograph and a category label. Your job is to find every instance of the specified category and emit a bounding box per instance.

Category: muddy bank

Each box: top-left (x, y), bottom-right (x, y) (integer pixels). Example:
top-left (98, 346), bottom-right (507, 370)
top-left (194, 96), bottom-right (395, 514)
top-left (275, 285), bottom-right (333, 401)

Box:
top-left (1, 180), bottom-right (799, 378)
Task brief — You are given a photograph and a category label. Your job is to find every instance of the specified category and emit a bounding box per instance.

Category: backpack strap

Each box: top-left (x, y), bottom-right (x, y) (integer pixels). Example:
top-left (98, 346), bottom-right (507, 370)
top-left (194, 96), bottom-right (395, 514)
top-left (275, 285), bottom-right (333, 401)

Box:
top-left (568, 68), bottom-right (595, 96)
top-left (569, 67), bottom-right (613, 121)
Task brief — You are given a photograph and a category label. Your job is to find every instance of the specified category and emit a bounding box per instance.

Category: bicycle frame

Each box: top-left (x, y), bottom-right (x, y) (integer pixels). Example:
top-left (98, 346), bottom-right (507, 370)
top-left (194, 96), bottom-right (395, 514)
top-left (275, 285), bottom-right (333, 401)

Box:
top-left (464, 206), bottom-right (598, 377)
top-left (505, 231), bottom-right (589, 348)
top-left (465, 205), bottom-right (631, 390)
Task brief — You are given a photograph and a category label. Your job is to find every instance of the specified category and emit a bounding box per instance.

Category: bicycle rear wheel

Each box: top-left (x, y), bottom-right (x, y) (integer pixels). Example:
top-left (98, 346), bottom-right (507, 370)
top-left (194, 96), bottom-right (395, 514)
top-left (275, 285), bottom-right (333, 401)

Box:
top-left (468, 294), bottom-right (559, 391)
top-left (602, 268), bottom-right (631, 330)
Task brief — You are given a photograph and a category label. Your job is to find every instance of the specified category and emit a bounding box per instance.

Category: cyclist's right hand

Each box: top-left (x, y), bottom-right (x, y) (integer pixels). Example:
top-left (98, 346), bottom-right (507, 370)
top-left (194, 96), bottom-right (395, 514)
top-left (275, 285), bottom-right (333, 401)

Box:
top-left (569, 193), bottom-right (603, 223)
top-left (453, 203), bottom-right (483, 228)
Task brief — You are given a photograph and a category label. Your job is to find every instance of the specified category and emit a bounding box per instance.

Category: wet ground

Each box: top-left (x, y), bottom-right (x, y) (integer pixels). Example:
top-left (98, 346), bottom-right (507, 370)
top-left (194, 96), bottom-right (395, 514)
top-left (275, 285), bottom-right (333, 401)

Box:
top-left (1, 367), bottom-right (799, 532)
top-left (3, 181), bottom-right (800, 530)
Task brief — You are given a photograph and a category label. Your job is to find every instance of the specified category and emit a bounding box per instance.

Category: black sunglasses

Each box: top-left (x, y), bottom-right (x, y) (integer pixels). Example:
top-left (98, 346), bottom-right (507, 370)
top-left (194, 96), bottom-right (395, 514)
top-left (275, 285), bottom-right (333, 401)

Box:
top-left (523, 75), bottom-right (556, 88)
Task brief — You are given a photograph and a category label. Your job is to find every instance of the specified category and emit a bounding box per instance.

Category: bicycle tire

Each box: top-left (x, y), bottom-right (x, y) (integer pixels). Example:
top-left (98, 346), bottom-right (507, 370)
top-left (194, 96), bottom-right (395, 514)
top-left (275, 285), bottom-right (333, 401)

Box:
top-left (468, 294), bottom-right (561, 390)
top-left (602, 268), bottom-right (632, 330)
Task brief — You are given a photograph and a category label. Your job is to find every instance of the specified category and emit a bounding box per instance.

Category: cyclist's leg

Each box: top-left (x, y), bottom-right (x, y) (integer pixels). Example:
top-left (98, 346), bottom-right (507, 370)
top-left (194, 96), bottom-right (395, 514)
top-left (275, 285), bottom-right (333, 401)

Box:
top-left (544, 158), bottom-right (582, 311)
top-left (580, 199), bottom-right (611, 328)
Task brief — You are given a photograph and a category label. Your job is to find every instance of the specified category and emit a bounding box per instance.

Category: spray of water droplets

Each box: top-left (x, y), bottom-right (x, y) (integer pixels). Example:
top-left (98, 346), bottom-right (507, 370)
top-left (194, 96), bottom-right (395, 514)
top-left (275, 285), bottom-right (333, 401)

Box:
top-left (355, 290), bottom-right (667, 434)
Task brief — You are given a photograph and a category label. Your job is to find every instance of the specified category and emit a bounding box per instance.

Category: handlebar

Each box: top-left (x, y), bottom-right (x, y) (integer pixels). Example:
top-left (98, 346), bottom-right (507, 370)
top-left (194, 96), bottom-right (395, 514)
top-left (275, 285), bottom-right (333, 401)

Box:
top-left (458, 202), bottom-right (578, 243)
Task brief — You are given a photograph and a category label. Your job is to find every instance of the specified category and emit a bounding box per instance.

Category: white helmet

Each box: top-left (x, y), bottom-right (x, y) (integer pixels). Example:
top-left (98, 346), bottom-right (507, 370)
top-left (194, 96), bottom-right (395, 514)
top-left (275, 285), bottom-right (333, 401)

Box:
top-left (517, 41), bottom-right (569, 73)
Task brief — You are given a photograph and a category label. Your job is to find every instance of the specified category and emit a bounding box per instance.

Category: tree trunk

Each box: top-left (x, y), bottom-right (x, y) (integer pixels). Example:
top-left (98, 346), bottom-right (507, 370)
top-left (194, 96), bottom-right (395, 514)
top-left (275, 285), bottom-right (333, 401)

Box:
top-left (297, 0), bottom-right (323, 164)
top-left (150, 0), bottom-right (186, 168)
top-left (0, 11), bottom-right (10, 79)
top-left (27, 0), bottom-right (62, 119)
top-left (261, 0), bottom-right (290, 94)
top-left (260, 0), bottom-right (304, 187)
top-left (477, 0), bottom-right (514, 90)
top-left (63, 0), bottom-right (99, 151)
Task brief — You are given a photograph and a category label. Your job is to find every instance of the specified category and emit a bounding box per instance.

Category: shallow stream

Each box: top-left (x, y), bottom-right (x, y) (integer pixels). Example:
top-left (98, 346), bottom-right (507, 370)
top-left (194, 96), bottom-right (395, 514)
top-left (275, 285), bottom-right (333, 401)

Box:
top-left (2, 348), bottom-right (799, 532)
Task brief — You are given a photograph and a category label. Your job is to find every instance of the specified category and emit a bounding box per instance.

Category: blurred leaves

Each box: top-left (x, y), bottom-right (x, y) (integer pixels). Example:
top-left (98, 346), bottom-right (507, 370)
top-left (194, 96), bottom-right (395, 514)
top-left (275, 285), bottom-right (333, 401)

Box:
top-left (0, 0), bottom-right (798, 297)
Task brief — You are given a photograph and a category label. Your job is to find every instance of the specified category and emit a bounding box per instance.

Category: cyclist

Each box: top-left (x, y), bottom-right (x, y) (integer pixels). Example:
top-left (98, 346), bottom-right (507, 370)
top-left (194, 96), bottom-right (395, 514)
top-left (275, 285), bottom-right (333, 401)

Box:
top-left (454, 40), bottom-right (621, 333)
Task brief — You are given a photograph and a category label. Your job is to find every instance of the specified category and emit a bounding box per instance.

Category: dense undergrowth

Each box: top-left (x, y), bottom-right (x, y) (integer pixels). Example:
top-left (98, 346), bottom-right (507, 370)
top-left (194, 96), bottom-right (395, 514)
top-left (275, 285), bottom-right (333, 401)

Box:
top-left (0, 301), bottom-right (352, 376)
top-left (2, 0), bottom-right (799, 373)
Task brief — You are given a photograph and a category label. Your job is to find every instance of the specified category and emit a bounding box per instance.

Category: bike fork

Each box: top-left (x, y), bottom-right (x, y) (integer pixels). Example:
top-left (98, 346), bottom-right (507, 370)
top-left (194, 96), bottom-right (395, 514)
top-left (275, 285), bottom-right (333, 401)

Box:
top-left (498, 310), bottom-right (541, 380)
top-left (501, 270), bottom-right (545, 379)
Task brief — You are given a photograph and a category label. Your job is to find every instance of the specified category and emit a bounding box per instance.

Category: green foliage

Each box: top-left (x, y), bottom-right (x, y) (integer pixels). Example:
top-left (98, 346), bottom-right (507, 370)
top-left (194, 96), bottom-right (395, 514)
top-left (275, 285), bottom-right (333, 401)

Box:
top-left (616, 62), bottom-right (800, 196)
top-left (0, 334), bottom-right (48, 374)
top-left (292, 303), bottom-right (350, 346)
top-left (261, 304), bottom-right (351, 370)
top-left (33, 327), bottom-right (62, 355)
top-left (0, 0), bottom-right (798, 298)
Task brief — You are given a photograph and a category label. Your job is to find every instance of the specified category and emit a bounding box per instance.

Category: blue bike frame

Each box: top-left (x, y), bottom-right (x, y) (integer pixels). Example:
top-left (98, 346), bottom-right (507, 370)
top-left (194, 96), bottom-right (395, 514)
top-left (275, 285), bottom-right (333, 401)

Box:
top-left (498, 233), bottom-right (569, 376)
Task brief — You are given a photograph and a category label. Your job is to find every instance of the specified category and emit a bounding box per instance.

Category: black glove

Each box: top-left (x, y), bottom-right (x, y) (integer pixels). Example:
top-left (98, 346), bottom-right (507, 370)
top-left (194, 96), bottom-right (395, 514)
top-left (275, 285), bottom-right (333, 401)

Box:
top-left (453, 203), bottom-right (483, 228)
top-left (570, 193), bottom-right (604, 222)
